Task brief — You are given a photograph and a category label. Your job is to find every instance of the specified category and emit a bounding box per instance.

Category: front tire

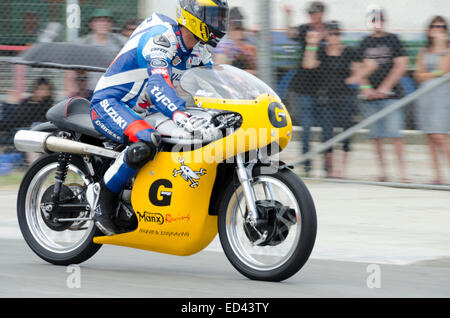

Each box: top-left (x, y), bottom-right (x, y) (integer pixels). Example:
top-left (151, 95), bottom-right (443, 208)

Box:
top-left (218, 168), bottom-right (317, 282)
top-left (17, 154), bottom-right (102, 265)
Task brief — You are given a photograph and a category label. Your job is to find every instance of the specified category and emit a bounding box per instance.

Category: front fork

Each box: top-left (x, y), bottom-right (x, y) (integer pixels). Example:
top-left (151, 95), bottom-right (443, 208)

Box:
top-left (235, 153), bottom-right (258, 225)
top-left (235, 153), bottom-right (274, 244)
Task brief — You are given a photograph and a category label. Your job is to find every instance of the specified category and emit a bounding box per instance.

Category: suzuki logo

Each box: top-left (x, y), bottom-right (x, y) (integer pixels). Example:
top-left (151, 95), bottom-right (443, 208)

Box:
top-left (99, 99), bottom-right (128, 130)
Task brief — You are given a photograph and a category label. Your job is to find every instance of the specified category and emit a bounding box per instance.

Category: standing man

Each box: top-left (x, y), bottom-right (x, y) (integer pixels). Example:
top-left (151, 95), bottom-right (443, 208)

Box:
top-left (65, 9), bottom-right (126, 95)
top-left (357, 8), bottom-right (409, 182)
top-left (284, 1), bottom-right (328, 176)
top-left (302, 21), bottom-right (360, 178)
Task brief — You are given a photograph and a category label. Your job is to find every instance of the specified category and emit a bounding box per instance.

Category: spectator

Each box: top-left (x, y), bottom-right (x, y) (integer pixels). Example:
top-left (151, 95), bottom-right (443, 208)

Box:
top-left (214, 7), bottom-right (257, 75)
top-left (121, 19), bottom-right (140, 39)
top-left (1, 78), bottom-right (53, 142)
top-left (78, 9), bottom-right (125, 49)
top-left (284, 1), bottom-right (328, 176)
top-left (65, 9), bottom-right (125, 95)
top-left (357, 8), bottom-right (409, 182)
top-left (302, 21), bottom-right (359, 178)
top-left (414, 16), bottom-right (450, 185)
top-left (70, 71), bottom-right (94, 101)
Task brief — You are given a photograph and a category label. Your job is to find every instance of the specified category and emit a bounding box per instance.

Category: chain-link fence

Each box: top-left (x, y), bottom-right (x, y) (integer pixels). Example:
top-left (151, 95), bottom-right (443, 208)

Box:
top-left (0, 0), bottom-right (138, 173)
top-left (0, 0), bottom-right (449, 187)
top-left (262, 1), bottom-right (450, 187)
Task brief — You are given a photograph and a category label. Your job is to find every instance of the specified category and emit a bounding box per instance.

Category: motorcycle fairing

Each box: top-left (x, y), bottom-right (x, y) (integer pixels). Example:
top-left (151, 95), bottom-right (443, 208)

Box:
top-left (94, 94), bottom-right (293, 256)
top-left (94, 151), bottom-right (219, 256)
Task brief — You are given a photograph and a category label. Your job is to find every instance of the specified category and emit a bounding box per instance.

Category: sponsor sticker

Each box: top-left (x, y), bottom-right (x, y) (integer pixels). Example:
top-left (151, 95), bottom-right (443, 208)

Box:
top-left (150, 58), bottom-right (169, 68)
top-left (173, 157), bottom-right (206, 188)
top-left (153, 35), bottom-right (171, 48)
top-left (149, 179), bottom-right (173, 207)
top-left (136, 211), bottom-right (165, 225)
top-left (150, 86), bottom-right (179, 112)
top-left (151, 68), bottom-right (169, 77)
top-left (172, 56), bottom-right (182, 66)
top-left (99, 99), bottom-right (128, 130)
top-left (199, 23), bottom-right (209, 41)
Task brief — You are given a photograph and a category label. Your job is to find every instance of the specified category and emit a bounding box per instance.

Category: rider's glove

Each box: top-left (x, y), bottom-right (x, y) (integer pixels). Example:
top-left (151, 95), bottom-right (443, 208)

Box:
top-left (173, 111), bottom-right (216, 140)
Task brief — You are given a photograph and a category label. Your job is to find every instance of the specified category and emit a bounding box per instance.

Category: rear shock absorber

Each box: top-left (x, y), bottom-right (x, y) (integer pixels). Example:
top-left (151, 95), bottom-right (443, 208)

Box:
top-left (52, 152), bottom-right (72, 202)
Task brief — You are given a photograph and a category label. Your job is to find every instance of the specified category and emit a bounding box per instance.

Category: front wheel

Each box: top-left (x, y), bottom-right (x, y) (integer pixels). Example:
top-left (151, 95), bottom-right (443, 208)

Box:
top-left (218, 168), bottom-right (317, 282)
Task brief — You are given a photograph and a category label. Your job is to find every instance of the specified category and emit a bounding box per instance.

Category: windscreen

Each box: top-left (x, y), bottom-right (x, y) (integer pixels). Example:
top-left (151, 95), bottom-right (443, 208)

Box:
top-left (179, 64), bottom-right (280, 101)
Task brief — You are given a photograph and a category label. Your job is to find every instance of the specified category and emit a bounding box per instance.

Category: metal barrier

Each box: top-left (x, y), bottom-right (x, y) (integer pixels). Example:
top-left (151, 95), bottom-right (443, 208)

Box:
top-left (294, 72), bottom-right (450, 165)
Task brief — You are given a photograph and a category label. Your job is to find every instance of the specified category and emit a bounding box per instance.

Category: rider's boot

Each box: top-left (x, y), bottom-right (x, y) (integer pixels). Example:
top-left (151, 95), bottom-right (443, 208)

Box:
top-left (93, 138), bottom-right (160, 236)
top-left (93, 180), bottom-right (120, 236)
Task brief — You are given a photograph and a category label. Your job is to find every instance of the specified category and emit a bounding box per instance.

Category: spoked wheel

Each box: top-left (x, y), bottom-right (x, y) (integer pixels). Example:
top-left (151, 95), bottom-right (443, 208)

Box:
top-left (218, 168), bottom-right (317, 282)
top-left (17, 154), bottom-right (102, 265)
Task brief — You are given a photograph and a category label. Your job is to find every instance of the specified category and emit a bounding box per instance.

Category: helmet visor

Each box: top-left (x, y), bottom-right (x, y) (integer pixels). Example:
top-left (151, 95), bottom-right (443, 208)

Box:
top-left (202, 5), bottom-right (229, 34)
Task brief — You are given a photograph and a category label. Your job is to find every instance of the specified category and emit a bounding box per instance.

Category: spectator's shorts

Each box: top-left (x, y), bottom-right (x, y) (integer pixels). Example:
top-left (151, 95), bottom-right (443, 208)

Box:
top-left (361, 99), bottom-right (405, 139)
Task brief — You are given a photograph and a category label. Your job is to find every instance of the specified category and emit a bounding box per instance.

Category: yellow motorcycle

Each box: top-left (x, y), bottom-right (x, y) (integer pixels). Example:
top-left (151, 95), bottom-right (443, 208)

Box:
top-left (14, 65), bottom-right (317, 282)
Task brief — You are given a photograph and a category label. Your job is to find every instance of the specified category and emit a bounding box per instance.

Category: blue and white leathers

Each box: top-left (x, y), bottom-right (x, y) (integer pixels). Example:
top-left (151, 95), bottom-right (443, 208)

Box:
top-left (90, 13), bottom-right (213, 194)
top-left (91, 13), bottom-right (213, 125)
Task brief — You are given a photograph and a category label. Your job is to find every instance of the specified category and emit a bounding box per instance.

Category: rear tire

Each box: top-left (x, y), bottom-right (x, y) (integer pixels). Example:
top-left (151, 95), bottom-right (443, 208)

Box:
top-left (17, 154), bottom-right (102, 265)
top-left (218, 168), bottom-right (317, 282)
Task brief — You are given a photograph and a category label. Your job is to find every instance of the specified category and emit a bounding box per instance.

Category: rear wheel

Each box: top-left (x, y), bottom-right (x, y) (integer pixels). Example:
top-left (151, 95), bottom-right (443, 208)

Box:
top-left (17, 154), bottom-right (102, 265)
top-left (218, 168), bottom-right (317, 282)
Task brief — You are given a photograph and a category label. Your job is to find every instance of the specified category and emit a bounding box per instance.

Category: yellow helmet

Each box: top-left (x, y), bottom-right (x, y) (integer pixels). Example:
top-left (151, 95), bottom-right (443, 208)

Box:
top-left (176, 0), bottom-right (229, 48)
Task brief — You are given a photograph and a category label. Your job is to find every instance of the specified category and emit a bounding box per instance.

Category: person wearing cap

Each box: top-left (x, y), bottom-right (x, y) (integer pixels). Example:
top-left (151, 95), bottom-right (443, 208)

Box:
top-left (214, 7), bottom-right (257, 75)
top-left (65, 9), bottom-right (126, 95)
top-left (82, 9), bottom-right (126, 48)
top-left (283, 1), bottom-right (328, 176)
top-left (302, 20), bottom-right (360, 178)
top-left (356, 8), bottom-right (409, 182)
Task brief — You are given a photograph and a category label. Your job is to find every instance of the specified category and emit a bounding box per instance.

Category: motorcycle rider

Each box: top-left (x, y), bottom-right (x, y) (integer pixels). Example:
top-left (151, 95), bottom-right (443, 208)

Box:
top-left (89, 0), bottom-right (230, 235)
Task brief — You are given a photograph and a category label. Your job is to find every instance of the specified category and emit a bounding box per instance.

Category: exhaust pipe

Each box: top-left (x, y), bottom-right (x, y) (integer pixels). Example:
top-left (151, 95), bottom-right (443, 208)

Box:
top-left (14, 130), bottom-right (119, 159)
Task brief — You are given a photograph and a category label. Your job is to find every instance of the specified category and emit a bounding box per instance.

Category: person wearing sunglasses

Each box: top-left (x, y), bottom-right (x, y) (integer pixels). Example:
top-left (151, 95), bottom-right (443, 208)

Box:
top-left (302, 21), bottom-right (359, 178)
top-left (414, 16), bottom-right (450, 185)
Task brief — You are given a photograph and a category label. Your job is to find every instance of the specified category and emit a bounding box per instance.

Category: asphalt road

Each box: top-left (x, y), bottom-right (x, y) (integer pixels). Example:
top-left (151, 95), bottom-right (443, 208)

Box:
top-left (1, 181), bottom-right (449, 298)
top-left (0, 238), bottom-right (449, 298)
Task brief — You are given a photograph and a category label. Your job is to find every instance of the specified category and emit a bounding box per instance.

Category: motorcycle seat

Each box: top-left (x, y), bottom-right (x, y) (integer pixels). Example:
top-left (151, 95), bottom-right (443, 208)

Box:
top-left (46, 97), bottom-right (105, 139)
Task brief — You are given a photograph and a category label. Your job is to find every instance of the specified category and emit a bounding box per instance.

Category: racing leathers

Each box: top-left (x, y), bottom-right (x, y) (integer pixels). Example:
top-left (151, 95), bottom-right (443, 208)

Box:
top-left (90, 13), bottom-right (213, 195)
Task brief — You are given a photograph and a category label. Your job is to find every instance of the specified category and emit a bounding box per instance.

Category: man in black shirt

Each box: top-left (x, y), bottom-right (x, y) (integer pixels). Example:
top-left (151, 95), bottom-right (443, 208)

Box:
top-left (357, 8), bottom-right (409, 182)
top-left (284, 1), bottom-right (328, 175)
top-left (303, 21), bottom-right (360, 178)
